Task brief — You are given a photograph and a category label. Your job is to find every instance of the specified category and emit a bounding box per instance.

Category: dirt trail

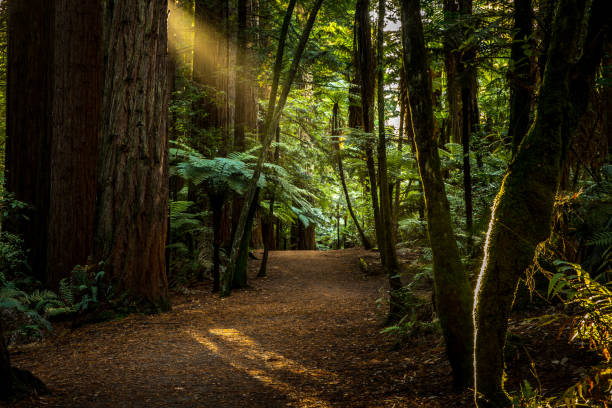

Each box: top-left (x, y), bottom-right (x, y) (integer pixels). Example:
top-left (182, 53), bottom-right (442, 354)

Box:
top-left (8, 249), bottom-right (469, 408)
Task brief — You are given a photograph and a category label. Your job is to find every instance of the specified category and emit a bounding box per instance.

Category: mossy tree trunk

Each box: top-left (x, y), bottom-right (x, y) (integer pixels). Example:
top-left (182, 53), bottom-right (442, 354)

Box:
top-left (400, 0), bottom-right (474, 389)
top-left (93, 0), bottom-right (169, 307)
top-left (472, 0), bottom-right (594, 405)
top-left (508, 0), bottom-right (534, 154)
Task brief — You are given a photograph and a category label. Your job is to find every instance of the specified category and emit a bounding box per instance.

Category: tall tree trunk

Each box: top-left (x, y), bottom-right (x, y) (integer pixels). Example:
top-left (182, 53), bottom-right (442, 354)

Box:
top-left (221, 0), bottom-right (324, 296)
top-left (508, 0), bottom-right (534, 154)
top-left (5, 0), bottom-right (53, 284)
top-left (376, 0), bottom-right (403, 321)
top-left (393, 71), bottom-right (407, 241)
top-left (48, 0), bottom-right (103, 288)
top-left (356, 0), bottom-right (385, 263)
top-left (333, 103), bottom-right (372, 249)
top-left (6, 0), bottom-right (102, 288)
top-left (473, 0), bottom-right (594, 405)
top-left (400, 0), bottom-right (474, 389)
top-left (443, 0), bottom-right (462, 145)
top-left (193, 0), bottom-right (220, 152)
top-left (94, 0), bottom-right (169, 307)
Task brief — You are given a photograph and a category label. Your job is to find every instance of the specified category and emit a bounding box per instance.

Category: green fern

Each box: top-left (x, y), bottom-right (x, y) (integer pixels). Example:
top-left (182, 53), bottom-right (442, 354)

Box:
top-left (587, 231), bottom-right (612, 247)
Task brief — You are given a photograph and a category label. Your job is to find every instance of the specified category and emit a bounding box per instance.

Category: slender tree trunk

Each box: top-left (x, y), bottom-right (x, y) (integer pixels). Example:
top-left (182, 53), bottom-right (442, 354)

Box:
top-left (276, 219), bottom-right (283, 250)
top-left (221, 0), bottom-right (324, 296)
top-left (400, 0), bottom-right (474, 389)
top-left (333, 103), bottom-right (372, 249)
top-left (233, 189), bottom-right (259, 288)
top-left (473, 0), bottom-right (593, 405)
top-left (94, 0), bottom-right (169, 307)
top-left (258, 126), bottom-right (281, 277)
top-left (508, 0), bottom-right (534, 154)
top-left (394, 72), bottom-right (407, 241)
top-left (377, 0), bottom-right (403, 321)
top-left (443, 0), bottom-right (462, 145)
top-left (211, 197), bottom-right (223, 292)
top-left (356, 0), bottom-right (385, 262)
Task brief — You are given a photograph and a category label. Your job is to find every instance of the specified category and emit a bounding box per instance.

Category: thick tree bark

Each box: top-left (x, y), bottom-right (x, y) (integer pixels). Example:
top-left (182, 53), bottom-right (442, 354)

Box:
top-left (400, 0), bottom-right (474, 389)
top-left (94, 0), bottom-right (169, 307)
top-left (473, 0), bottom-right (592, 405)
top-left (221, 0), bottom-right (324, 296)
top-left (333, 103), bottom-right (372, 249)
top-left (376, 0), bottom-right (403, 321)
top-left (47, 0), bottom-right (103, 288)
top-left (6, 1), bottom-right (102, 288)
top-left (5, 0), bottom-right (53, 283)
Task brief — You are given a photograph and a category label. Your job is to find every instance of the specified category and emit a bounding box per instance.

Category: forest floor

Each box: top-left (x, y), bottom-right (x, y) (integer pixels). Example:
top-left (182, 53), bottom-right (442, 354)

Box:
top-left (5, 249), bottom-right (601, 407)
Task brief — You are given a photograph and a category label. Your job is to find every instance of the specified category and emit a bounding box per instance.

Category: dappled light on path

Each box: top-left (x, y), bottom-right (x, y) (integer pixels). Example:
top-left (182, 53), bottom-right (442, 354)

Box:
top-left (191, 328), bottom-right (336, 407)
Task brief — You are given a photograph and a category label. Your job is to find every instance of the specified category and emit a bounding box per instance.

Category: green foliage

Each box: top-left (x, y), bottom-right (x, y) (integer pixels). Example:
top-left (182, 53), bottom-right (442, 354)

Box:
top-left (379, 286), bottom-right (437, 340)
top-left (172, 146), bottom-right (264, 197)
top-left (547, 261), bottom-right (612, 357)
top-left (0, 232), bottom-right (29, 276)
top-left (0, 270), bottom-right (53, 335)
top-left (56, 264), bottom-right (113, 316)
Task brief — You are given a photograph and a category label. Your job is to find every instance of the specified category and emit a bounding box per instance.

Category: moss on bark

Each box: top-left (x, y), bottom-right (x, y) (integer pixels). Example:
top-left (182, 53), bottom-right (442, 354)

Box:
top-left (473, 0), bottom-right (590, 405)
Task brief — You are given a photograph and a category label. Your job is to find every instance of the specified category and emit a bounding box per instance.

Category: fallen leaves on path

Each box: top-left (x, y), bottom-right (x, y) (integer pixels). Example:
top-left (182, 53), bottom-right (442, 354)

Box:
top-left (6, 249), bottom-right (471, 407)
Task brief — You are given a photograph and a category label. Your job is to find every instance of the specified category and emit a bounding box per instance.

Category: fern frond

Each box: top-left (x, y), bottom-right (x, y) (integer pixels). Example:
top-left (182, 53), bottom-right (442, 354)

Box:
top-left (587, 231), bottom-right (612, 248)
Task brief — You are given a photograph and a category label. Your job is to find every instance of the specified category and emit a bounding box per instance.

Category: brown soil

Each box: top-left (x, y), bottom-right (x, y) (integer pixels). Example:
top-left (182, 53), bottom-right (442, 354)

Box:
top-left (3, 249), bottom-right (600, 407)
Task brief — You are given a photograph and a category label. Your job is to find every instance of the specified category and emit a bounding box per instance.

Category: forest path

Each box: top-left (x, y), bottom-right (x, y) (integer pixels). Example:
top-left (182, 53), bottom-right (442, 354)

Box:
top-left (9, 249), bottom-right (467, 408)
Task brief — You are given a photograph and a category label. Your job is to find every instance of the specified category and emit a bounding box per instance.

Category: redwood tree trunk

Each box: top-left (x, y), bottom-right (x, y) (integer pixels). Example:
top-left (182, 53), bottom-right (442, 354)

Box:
top-left (6, 0), bottom-right (102, 288)
top-left (47, 0), bottom-right (103, 288)
top-left (94, 0), bottom-right (169, 306)
top-left (6, 0), bottom-right (53, 283)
